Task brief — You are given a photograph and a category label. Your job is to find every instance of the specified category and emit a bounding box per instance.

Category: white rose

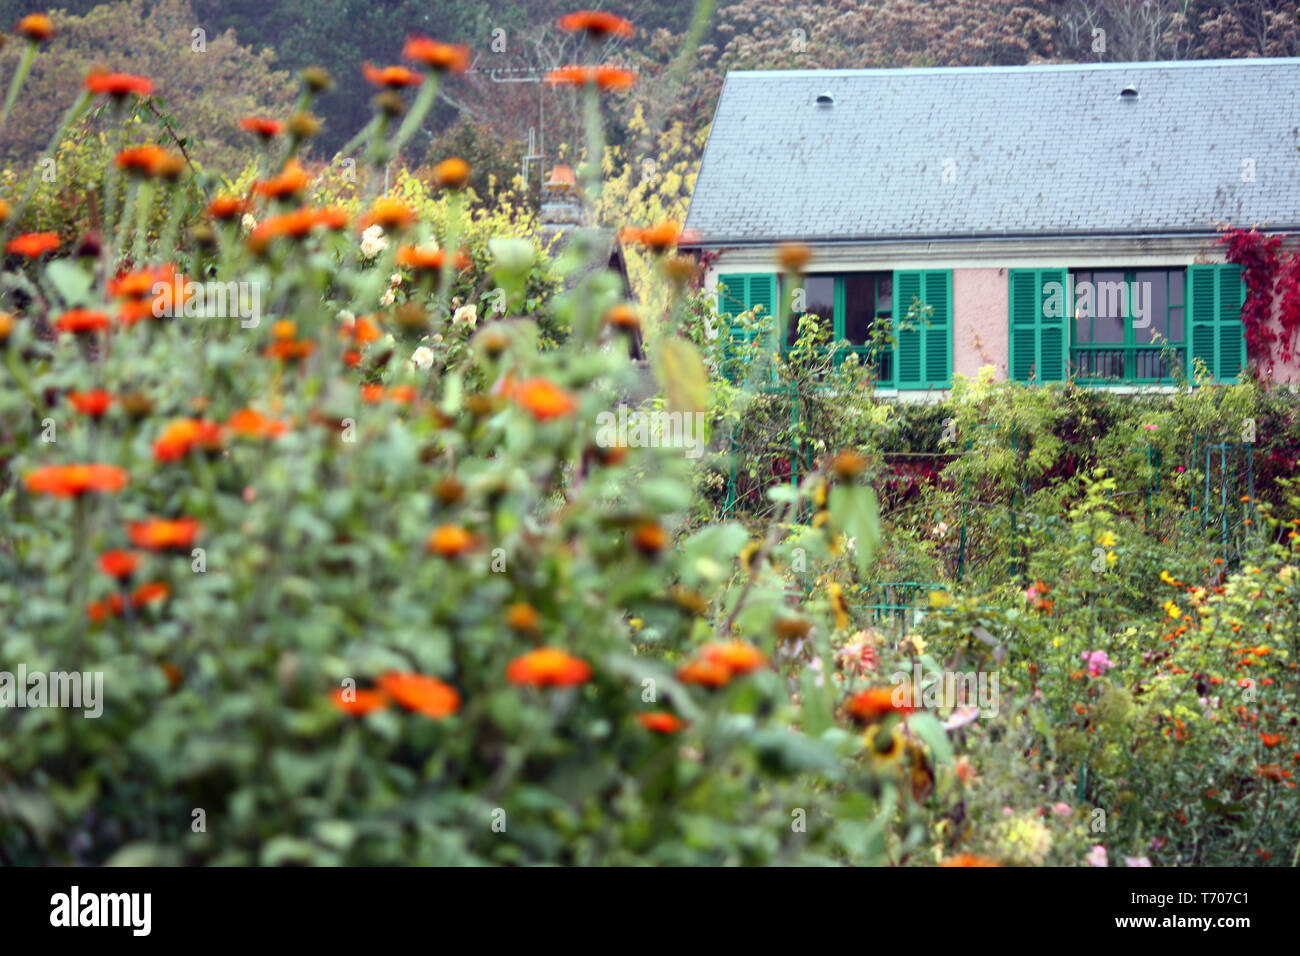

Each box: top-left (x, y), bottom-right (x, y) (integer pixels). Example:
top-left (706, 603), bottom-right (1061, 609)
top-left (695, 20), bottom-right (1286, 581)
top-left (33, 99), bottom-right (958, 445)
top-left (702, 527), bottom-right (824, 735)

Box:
top-left (379, 289), bottom-right (396, 307)
top-left (452, 303), bottom-right (478, 328)
top-left (389, 273), bottom-right (404, 287)
top-left (241, 213), bottom-right (257, 232)
top-left (360, 224), bottom-right (387, 258)
top-left (409, 346), bottom-right (435, 371)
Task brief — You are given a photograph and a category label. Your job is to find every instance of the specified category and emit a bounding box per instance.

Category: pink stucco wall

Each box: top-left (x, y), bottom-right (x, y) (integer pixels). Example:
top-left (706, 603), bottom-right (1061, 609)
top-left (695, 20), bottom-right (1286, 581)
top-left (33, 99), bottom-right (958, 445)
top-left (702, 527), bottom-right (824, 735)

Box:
top-left (1256, 280), bottom-right (1300, 385)
top-left (953, 268), bottom-right (1009, 381)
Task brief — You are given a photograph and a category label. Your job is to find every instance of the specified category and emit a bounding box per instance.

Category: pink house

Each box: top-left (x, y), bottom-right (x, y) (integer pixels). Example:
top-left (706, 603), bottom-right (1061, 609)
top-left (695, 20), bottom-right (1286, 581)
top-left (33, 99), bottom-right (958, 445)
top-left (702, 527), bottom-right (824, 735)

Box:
top-left (682, 60), bottom-right (1300, 393)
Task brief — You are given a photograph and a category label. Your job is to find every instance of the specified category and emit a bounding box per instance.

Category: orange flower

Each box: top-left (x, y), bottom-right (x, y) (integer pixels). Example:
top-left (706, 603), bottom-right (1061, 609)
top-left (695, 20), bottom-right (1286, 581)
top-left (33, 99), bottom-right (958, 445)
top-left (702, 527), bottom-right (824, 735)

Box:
top-left (427, 524), bottom-right (476, 558)
top-left (361, 198), bottom-right (417, 230)
top-left (340, 314), bottom-right (382, 345)
top-left (402, 37), bottom-right (470, 72)
top-left (16, 13), bottom-right (55, 43)
top-left (66, 389), bottom-right (114, 417)
top-left (131, 580), bottom-right (170, 607)
top-left (225, 408), bottom-right (289, 439)
top-left (637, 712), bottom-right (687, 734)
top-left (938, 853), bottom-right (1000, 867)
top-left (845, 686), bottom-right (914, 723)
top-left (506, 648), bottom-right (593, 688)
top-left (362, 63), bottom-right (423, 88)
top-left (433, 157), bottom-right (471, 189)
top-left (331, 687), bottom-right (390, 716)
top-left (619, 219), bottom-right (681, 252)
top-left (387, 385), bottom-right (417, 404)
top-left (395, 244), bottom-right (470, 272)
top-left (703, 640), bottom-right (766, 675)
top-left (247, 206), bottom-right (348, 252)
top-left (1258, 764), bottom-right (1287, 782)
top-left (1261, 732), bottom-right (1284, 748)
top-left (264, 339), bottom-right (314, 362)
top-left (253, 159), bottom-right (311, 200)
top-left (603, 304), bottom-right (640, 331)
top-left (631, 522), bottom-right (668, 555)
top-left (512, 377), bottom-right (577, 421)
top-left (240, 116), bottom-right (285, 138)
top-left (108, 264), bottom-right (178, 300)
top-left (558, 10), bottom-right (635, 38)
top-left (98, 549), bottom-right (141, 580)
top-left (85, 71), bottom-right (153, 97)
top-left (86, 594), bottom-right (124, 623)
top-left (127, 517), bottom-right (202, 551)
top-left (377, 672), bottom-right (461, 718)
top-left (544, 64), bottom-right (637, 90)
top-left (54, 309), bottom-right (110, 335)
top-left (115, 144), bottom-right (169, 176)
top-left (25, 464), bottom-right (128, 497)
top-left (6, 232), bottom-right (60, 257)
top-left (153, 418), bottom-right (222, 462)
top-left (360, 383), bottom-right (386, 404)
top-left (676, 658), bottom-right (732, 688)
top-left (207, 195), bottom-right (247, 221)
top-left (505, 602), bottom-right (540, 633)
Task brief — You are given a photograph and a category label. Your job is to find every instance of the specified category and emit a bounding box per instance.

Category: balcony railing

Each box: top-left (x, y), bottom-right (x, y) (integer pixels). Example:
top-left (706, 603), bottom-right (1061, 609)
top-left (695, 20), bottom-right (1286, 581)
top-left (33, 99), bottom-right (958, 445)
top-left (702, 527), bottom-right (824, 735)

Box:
top-left (1070, 345), bottom-right (1184, 384)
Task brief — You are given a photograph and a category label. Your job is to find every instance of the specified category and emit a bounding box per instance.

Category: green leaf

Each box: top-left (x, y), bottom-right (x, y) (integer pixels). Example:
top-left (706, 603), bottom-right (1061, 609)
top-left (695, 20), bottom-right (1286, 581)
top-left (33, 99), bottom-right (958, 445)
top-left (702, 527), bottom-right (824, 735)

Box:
top-left (827, 483), bottom-right (882, 575)
top-left (45, 260), bottom-right (94, 307)
top-left (654, 337), bottom-right (709, 414)
top-left (908, 712), bottom-right (954, 766)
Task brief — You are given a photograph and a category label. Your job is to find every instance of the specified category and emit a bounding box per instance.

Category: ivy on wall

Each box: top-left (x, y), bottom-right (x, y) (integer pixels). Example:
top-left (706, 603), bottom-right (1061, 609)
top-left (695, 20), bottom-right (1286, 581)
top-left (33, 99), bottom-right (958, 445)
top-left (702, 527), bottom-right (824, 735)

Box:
top-left (1220, 228), bottom-right (1300, 380)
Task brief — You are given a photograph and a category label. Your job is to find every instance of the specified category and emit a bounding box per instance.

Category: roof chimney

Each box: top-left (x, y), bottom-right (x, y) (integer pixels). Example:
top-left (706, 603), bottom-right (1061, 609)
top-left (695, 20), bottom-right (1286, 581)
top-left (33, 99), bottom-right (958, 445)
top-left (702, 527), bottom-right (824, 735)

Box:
top-left (540, 165), bottom-right (583, 234)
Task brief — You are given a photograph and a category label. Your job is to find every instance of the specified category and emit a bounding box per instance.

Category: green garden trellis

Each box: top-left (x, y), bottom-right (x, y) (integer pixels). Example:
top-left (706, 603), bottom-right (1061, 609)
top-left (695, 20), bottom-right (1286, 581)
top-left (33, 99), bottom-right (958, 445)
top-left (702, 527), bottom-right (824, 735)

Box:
top-left (1188, 437), bottom-right (1257, 566)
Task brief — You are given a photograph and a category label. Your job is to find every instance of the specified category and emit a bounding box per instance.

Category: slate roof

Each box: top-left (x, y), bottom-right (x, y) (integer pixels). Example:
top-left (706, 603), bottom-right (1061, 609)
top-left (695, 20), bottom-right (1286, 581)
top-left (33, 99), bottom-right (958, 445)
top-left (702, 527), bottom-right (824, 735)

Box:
top-left (683, 59), bottom-right (1300, 245)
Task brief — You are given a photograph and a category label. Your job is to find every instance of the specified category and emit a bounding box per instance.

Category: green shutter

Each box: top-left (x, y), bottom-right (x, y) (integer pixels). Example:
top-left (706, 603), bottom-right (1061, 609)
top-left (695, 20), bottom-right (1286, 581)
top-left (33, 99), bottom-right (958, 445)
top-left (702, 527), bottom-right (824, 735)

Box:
top-left (1188, 264), bottom-right (1245, 383)
top-left (892, 269), bottom-right (951, 389)
top-left (717, 273), bottom-right (778, 339)
top-left (1008, 268), bottom-right (1067, 383)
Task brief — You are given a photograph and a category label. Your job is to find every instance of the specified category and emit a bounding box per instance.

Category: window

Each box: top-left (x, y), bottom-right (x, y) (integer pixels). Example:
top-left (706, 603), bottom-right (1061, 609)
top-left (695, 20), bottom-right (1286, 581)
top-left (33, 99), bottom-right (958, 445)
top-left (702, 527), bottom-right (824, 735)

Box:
top-left (786, 272), bottom-right (895, 381)
top-left (1069, 268), bottom-right (1186, 383)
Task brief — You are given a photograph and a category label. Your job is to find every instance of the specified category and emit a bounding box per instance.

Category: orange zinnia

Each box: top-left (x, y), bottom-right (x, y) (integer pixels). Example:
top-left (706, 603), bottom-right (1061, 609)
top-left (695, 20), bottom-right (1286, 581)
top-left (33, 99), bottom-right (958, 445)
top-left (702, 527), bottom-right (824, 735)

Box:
top-left (127, 517), bottom-right (202, 551)
top-left (361, 197), bottom-right (417, 231)
top-left (433, 157), bottom-right (471, 189)
top-left (240, 116), bottom-right (285, 138)
top-left (25, 463), bottom-right (128, 497)
top-left (676, 657), bottom-right (732, 688)
top-left (395, 245), bottom-right (470, 272)
top-left (427, 524), bottom-right (476, 558)
top-left (16, 14), bottom-right (55, 43)
top-left (247, 206), bottom-right (348, 252)
top-left (153, 418), bottom-right (222, 462)
top-left (264, 339), bottom-right (314, 362)
top-left (66, 389), bottom-right (114, 417)
top-left (362, 63), bottom-right (423, 88)
top-left (85, 71), bottom-right (153, 97)
top-left (637, 711), bottom-right (686, 734)
top-left (938, 853), bottom-right (1000, 867)
top-left (512, 377), bottom-right (577, 421)
top-left (402, 37), bottom-right (470, 73)
top-left (98, 549), bottom-right (141, 580)
top-left (703, 640), bottom-right (767, 675)
top-left (207, 195), bottom-right (247, 220)
top-left (115, 144), bottom-right (169, 176)
top-left (377, 672), bottom-right (461, 718)
top-left (54, 309), bottom-right (111, 335)
top-left (6, 232), bottom-right (60, 257)
top-left (225, 408), bottom-right (289, 439)
top-left (108, 264), bottom-right (178, 300)
top-left (253, 159), bottom-right (311, 200)
top-left (340, 314), bottom-right (382, 345)
top-left (845, 685), bottom-right (915, 723)
top-left (620, 219), bottom-right (682, 252)
top-left (506, 648), bottom-right (593, 688)
top-left (331, 687), bottom-right (390, 716)
top-left (558, 10), bottom-right (635, 38)
top-left (544, 64), bottom-right (637, 90)
top-left (631, 522), bottom-right (668, 555)
top-left (1261, 732), bottom-right (1284, 748)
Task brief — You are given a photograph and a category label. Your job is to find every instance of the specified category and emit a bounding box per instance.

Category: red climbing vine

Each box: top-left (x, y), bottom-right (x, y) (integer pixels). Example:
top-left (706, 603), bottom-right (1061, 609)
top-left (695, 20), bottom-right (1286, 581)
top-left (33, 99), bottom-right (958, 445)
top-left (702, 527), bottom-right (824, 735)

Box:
top-left (1219, 228), bottom-right (1300, 379)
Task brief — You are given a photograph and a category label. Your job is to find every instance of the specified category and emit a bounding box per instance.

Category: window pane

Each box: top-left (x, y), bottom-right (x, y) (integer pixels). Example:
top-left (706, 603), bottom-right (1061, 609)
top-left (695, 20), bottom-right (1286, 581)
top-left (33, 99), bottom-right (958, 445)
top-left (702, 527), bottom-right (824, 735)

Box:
top-left (789, 275), bottom-right (834, 345)
top-left (844, 275), bottom-right (877, 344)
top-left (876, 275), bottom-right (892, 314)
top-left (1135, 270), bottom-right (1168, 343)
top-left (1169, 269), bottom-right (1185, 307)
top-left (1168, 306), bottom-right (1184, 343)
top-left (1077, 271), bottom-right (1125, 343)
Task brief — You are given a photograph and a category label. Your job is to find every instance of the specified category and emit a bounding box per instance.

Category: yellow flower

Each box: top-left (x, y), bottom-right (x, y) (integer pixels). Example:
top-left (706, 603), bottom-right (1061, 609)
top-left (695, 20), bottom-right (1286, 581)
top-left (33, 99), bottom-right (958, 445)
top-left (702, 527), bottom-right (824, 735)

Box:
top-left (1097, 530), bottom-right (1117, 548)
top-left (827, 583), bottom-right (850, 630)
top-left (1163, 600), bottom-right (1181, 619)
top-left (928, 590), bottom-right (951, 608)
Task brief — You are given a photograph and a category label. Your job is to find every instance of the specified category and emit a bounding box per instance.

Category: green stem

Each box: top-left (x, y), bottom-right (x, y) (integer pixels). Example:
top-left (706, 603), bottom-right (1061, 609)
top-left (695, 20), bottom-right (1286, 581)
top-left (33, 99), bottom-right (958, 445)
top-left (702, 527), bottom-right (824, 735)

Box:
top-left (0, 42), bottom-right (37, 136)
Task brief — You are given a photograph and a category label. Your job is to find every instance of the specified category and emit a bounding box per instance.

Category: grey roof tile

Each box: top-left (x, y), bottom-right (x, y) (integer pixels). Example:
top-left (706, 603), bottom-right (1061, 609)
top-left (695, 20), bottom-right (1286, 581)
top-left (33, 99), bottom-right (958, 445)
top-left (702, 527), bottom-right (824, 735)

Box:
top-left (684, 60), bottom-right (1300, 243)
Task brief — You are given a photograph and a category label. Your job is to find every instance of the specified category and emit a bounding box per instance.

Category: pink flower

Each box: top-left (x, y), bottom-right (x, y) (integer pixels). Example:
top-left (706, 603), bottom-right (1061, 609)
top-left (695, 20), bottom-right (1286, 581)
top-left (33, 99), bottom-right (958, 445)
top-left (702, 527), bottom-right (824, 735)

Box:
top-left (1176, 465), bottom-right (1186, 473)
top-left (1087, 845), bottom-right (1108, 867)
top-left (1124, 855), bottom-right (1152, 867)
top-left (1052, 802), bottom-right (1072, 817)
top-left (1081, 650), bottom-right (1115, 677)
top-left (1025, 584), bottom-right (1039, 601)
top-left (1142, 423), bottom-right (1158, 431)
